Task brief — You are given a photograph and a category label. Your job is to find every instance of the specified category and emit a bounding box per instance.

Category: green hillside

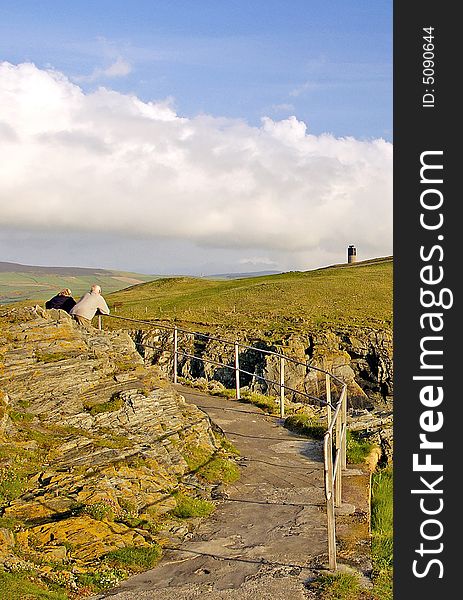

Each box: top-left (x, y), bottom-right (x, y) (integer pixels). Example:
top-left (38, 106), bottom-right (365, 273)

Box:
top-left (0, 269), bottom-right (157, 304)
top-left (106, 257), bottom-right (393, 334)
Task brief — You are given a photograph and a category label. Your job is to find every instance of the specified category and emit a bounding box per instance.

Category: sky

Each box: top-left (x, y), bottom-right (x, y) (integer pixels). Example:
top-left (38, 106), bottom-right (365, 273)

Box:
top-left (0, 0), bottom-right (392, 275)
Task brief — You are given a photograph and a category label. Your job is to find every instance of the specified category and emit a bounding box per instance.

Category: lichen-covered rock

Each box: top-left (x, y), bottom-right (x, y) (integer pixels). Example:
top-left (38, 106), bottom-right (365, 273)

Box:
top-left (0, 306), bottom-right (220, 583)
top-left (348, 408), bottom-right (393, 463)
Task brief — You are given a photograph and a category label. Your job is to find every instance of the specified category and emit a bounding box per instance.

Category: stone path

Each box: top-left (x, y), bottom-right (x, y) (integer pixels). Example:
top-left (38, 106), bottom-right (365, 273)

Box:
top-left (98, 386), bottom-right (332, 600)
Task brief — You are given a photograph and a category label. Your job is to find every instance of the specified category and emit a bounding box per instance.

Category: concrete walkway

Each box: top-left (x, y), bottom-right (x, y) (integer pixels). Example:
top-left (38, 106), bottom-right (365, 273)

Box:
top-left (99, 386), bottom-right (331, 600)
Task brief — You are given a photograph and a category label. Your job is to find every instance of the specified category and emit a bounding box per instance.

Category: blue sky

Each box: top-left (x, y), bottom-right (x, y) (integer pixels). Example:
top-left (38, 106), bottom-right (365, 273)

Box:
top-left (0, 0), bottom-right (392, 139)
top-left (0, 1), bottom-right (392, 275)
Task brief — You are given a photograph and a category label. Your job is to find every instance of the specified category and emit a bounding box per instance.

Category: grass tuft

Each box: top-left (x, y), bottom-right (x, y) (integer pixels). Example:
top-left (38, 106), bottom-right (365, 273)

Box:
top-left (311, 572), bottom-right (361, 600)
top-left (198, 455), bottom-right (240, 484)
top-left (240, 390), bottom-right (278, 414)
top-left (170, 492), bottom-right (215, 518)
top-left (284, 413), bottom-right (326, 439)
top-left (105, 544), bottom-right (162, 571)
top-left (85, 395), bottom-right (124, 416)
top-left (346, 430), bottom-right (374, 465)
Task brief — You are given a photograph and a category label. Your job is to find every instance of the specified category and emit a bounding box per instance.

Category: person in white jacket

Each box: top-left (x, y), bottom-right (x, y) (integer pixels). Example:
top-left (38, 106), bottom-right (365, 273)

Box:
top-left (70, 284), bottom-right (110, 328)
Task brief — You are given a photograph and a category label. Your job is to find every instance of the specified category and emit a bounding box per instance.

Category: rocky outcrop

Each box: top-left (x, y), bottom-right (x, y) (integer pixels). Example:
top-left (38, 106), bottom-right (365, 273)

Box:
top-left (0, 307), bottom-right (227, 592)
top-left (131, 325), bottom-right (393, 410)
top-left (129, 325), bottom-right (393, 463)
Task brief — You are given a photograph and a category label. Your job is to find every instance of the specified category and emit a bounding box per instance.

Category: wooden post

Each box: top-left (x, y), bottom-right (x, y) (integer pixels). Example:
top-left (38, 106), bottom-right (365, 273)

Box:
top-left (341, 387), bottom-right (347, 469)
top-left (173, 327), bottom-right (178, 384)
top-left (234, 342), bottom-right (241, 400)
top-left (279, 355), bottom-right (285, 418)
top-left (325, 374), bottom-right (332, 428)
top-left (97, 314), bottom-right (102, 330)
top-left (324, 433), bottom-right (337, 570)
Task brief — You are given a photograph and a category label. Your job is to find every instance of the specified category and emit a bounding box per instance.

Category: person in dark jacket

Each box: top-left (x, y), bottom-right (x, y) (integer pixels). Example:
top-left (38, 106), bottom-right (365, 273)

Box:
top-left (45, 288), bottom-right (76, 313)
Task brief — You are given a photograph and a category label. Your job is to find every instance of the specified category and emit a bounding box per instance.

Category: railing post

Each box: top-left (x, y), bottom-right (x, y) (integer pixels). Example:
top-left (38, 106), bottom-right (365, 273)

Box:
top-left (335, 415), bottom-right (342, 507)
top-left (341, 387), bottom-right (347, 470)
top-left (97, 314), bottom-right (102, 330)
top-left (234, 341), bottom-right (241, 400)
top-left (325, 374), bottom-right (332, 428)
top-left (279, 355), bottom-right (285, 418)
top-left (324, 433), bottom-right (337, 570)
top-left (173, 327), bottom-right (178, 384)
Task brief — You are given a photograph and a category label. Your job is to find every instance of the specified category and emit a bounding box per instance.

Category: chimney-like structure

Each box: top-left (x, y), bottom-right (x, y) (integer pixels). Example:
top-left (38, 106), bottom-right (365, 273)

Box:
top-left (347, 245), bottom-right (357, 264)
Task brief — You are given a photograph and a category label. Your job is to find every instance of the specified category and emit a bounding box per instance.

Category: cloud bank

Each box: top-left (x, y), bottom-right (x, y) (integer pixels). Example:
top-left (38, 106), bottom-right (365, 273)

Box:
top-left (0, 62), bottom-right (392, 260)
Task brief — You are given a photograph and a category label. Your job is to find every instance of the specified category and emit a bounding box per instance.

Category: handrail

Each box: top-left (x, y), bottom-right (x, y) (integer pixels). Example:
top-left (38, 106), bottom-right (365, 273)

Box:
top-left (99, 312), bottom-right (348, 570)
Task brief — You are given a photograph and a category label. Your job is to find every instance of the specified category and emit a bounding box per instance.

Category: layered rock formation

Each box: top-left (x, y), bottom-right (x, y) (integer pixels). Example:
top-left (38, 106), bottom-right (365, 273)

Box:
top-left (131, 325), bottom-right (393, 461)
top-left (0, 307), bottom-right (226, 592)
top-left (132, 326), bottom-right (392, 408)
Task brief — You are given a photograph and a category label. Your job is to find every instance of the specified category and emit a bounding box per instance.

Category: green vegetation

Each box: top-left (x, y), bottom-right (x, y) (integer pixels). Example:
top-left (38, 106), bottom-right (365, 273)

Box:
top-left (84, 394), bottom-right (124, 416)
top-left (0, 269), bottom-right (156, 305)
top-left (198, 455), bottom-right (240, 484)
top-left (182, 443), bottom-right (214, 472)
top-left (370, 466), bottom-right (393, 600)
top-left (8, 410), bottom-right (35, 423)
top-left (104, 544), bottom-right (162, 572)
top-left (76, 567), bottom-right (123, 591)
top-left (81, 502), bottom-right (116, 522)
top-left (92, 434), bottom-right (133, 449)
top-left (105, 258), bottom-right (392, 335)
top-left (35, 352), bottom-right (70, 363)
top-left (0, 444), bottom-right (44, 508)
top-left (0, 516), bottom-right (19, 530)
top-left (170, 492), bottom-right (215, 519)
top-left (284, 414), bottom-right (326, 439)
top-left (181, 442), bottom-right (239, 484)
top-left (214, 432), bottom-right (240, 456)
top-left (346, 430), bottom-right (374, 465)
top-left (240, 390), bottom-right (278, 414)
top-left (0, 470), bottom-right (27, 508)
top-left (0, 569), bottom-right (68, 600)
top-left (311, 572), bottom-right (361, 600)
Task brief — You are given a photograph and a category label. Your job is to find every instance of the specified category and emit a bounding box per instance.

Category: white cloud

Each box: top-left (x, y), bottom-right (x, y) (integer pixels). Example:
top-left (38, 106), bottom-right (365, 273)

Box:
top-left (239, 257), bottom-right (279, 267)
top-left (74, 56), bottom-right (132, 82)
top-left (0, 62), bottom-right (392, 263)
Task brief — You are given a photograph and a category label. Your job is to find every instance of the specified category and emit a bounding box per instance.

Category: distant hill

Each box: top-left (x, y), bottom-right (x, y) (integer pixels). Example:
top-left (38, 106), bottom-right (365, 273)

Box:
top-left (206, 270), bottom-right (282, 280)
top-left (106, 257), bottom-right (393, 333)
top-left (0, 261), bottom-right (115, 276)
top-left (0, 261), bottom-right (158, 304)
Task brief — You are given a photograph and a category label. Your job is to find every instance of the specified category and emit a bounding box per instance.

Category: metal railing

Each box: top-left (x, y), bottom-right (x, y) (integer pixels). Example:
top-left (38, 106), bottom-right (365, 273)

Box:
top-left (98, 312), bottom-right (348, 570)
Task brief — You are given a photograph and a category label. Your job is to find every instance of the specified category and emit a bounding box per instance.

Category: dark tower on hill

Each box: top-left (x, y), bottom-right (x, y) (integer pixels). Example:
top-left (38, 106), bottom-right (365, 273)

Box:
top-left (347, 245), bottom-right (357, 264)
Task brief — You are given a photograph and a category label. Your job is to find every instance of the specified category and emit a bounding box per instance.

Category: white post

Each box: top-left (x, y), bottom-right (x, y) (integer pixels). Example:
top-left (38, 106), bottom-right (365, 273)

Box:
top-left (325, 374), bottom-right (332, 427)
top-left (234, 342), bottom-right (241, 400)
top-left (97, 314), bottom-right (102, 330)
top-left (324, 433), bottom-right (337, 571)
top-left (335, 415), bottom-right (342, 507)
top-left (173, 327), bottom-right (178, 384)
top-left (341, 387), bottom-right (347, 469)
top-left (279, 355), bottom-right (285, 418)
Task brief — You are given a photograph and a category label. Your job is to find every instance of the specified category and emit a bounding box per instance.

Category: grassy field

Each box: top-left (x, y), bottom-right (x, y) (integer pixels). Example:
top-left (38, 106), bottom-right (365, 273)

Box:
top-left (0, 271), bottom-right (156, 304)
top-left (105, 257), bottom-right (392, 334)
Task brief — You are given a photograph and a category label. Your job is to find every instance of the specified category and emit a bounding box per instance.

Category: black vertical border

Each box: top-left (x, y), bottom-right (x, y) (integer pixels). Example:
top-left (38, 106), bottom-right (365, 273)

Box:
top-left (394, 1), bottom-right (458, 598)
